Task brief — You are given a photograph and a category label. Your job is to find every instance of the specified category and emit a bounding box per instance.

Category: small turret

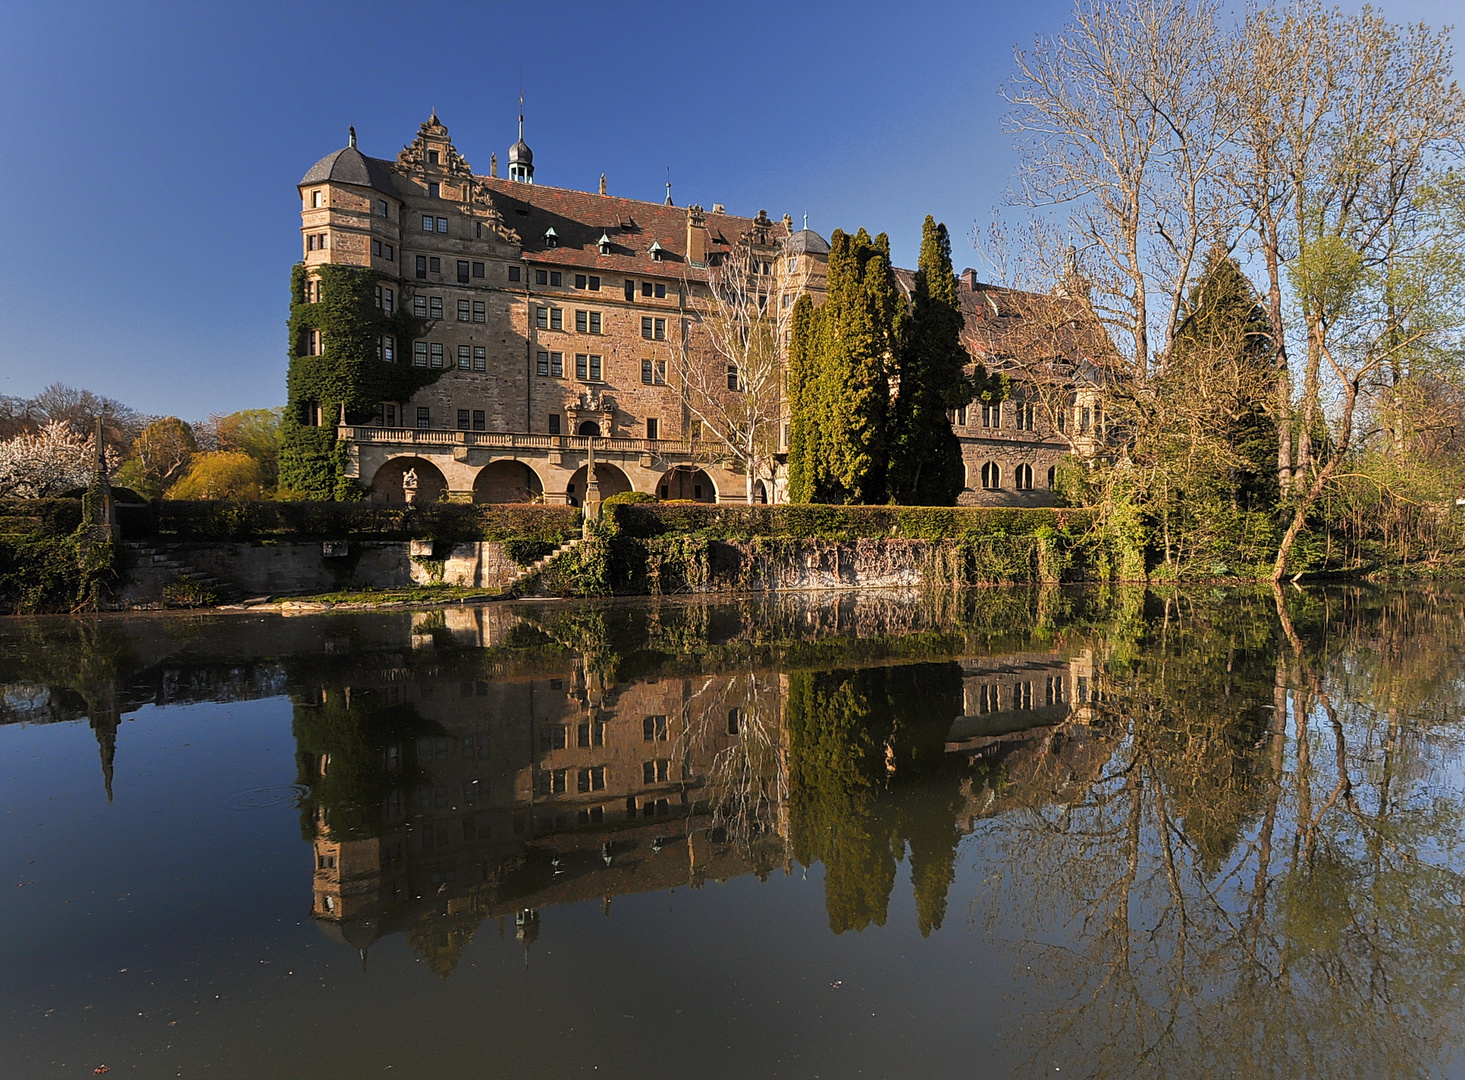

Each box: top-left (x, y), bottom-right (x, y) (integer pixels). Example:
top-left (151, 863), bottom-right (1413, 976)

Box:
top-left (508, 94), bottom-right (534, 183)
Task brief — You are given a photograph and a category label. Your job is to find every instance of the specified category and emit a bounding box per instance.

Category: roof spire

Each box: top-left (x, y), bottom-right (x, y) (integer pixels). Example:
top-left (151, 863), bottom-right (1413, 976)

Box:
top-left (665, 167), bottom-right (672, 206)
top-left (803, 212), bottom-right (808, 230)
top-left (348, 125), bottom-right (357, 149)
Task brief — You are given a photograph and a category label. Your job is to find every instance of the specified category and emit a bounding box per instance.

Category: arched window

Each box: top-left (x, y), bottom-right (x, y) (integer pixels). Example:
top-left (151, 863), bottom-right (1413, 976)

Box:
top-left (1047, 465), bottom-right (1056, 489)
top-left (1015, 463), bottom-right (1034, 490)
top-left (981, 462), bottom-right (1001, 490)
top-left (577, 421), bottom-right (600, 437)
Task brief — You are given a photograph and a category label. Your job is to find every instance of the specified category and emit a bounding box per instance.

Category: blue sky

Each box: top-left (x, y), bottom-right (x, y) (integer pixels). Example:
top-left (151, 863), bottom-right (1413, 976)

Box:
top-left (0, 0), bottom-right (1455, 420)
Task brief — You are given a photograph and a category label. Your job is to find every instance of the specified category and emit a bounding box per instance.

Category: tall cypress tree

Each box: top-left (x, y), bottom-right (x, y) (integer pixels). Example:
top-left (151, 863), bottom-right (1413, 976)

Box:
top-left (888, 218), bottom-right (972, 505)
top-left (786, 229), bottom-right (902, 504)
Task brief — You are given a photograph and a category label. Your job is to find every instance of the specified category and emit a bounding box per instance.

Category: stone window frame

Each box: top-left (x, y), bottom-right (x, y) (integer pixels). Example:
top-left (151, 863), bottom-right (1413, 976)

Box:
top-left (473, 346), bottom-right (486, 372)
top-left (981, 461), bottom-right (1002, 490)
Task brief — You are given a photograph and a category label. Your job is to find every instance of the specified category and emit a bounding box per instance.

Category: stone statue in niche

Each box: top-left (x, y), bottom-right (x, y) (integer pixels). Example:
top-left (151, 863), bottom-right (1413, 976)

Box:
top-left (402, 468), bottom-right (419, 506)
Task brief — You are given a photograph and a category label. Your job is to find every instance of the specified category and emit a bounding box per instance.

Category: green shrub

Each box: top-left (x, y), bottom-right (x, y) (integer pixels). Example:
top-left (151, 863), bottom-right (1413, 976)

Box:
top-left (603, 490), bottom-right (657, 508)
top-left (605, 502), bottom-right (1089, 542)
top-left (501, 537), bottom-right (558, 567)
top-left (0, 498), bottom-right (85, 536)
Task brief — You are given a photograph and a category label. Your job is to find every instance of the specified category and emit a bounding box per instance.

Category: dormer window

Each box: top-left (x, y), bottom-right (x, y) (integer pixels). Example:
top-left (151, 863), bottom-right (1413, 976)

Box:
top-left (428, 150), bottom-right (440, 165)
top-left (428, 182), bottom-right (440, 199)
top-left (598, 232), bottom-right (612, 255)
top-left (648, 240), bottom-right (664, 261)
top-left (544, 227), bottom-right (558, 249)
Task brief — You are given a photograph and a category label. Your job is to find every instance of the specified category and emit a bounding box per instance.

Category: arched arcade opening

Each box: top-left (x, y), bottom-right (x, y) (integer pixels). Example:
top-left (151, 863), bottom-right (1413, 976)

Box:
top-left (566, 463), bottom-right (633, 506)
top-left (473, 460), bottom-right (544, 504)
top-left (369, 457), bottom-right (448, 505)
top-left (657, 466), bottom-right (716, 503)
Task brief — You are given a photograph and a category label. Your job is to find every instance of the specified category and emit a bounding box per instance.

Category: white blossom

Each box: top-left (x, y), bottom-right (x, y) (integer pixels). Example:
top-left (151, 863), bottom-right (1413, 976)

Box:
top-left (0, 421), bottom-right (104, 498)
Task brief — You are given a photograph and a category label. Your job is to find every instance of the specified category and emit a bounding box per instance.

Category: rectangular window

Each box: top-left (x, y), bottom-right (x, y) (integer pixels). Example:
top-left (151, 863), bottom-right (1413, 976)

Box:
top-left (625, 279), bottom-right (636, 302)
top-left (1080, 407), bottom-right (1091, 433)
top-left (589, 355), bottom-right (602, 380)
top-left (416, 256), bottom-right (427, 280)
top-left (469, 261), bottom-right (483, 279)
top-left (655, 283), bottom-right (666, 299)
top-left (384, 243), bottom-right (394, 261)
top-left (472, 409), bottom-right (485, 430)
top-left (509, 265), bottom-right (521, 282)
top-left (306, 234), bottom-right (315, 251)
top-left (535, 306), bottom-right (549, 329)
top-left (436, 217), bottom-right (448, 233)
top-left (642, 359), bottom-right (654, 384)
top-left (473, 346), bottom-right (485, 372)
top-left (413, 295), bottom-right (427, 318)
top-left (550, 351), bottom-right (563, 376)
top-left (457, 260), bottom-right (470, 284)
top-left (414, 342), bottom-right (429, 367)
top-left (575, 274), bottom-right (587, 289)
top-left (646, 418), bottom-right (658, 440)
top-left (421, 214), bottom-right (434, 232)
top-left (550, 308), bottom-right (563, 331)
top-left (382, 287), bottom-right (393, 313)
top-left (1057, 408), bottom-right (1067, 433)
top-left (535, 269), bottom-right (548, 286)
top-left (548, 413), bottom-right (561, 435)
top-left (430, 297), bottom-right (443, 319)
top-left (656, 360), bottom-right (666, 384)
top-left (417, 406), bottom-right (431, 428)
top-left (472, 301), bottom-right (485, 323)
top-left (458, 299), bottom-right (470, 322)
top-left (374, 285), bottom-right (384, 308)
top-left (429, 256), bottom-right (441, 273)
top-left (642, 282), bottom-right (653, 297)
top-left (383, 403), bottom-right (396, 426)
top-left (378, 199), bottom-right (389, 217)
top-left (372, 239), bottom-right (382, 257)
top-left (654, 318), bottom-right (666, 340)
top-left (457, 409), bottom-right (470, 430)
top-left (428, 182), bottom-right (440, 199)
top-left (642, 759), bottom-right (670, 784)
top-left (458, 345), bottom-right (471, 370)
top-left (381, 336), bottom-right (395, 362)
top-left (589, 312), bottom-right (601, 334)
top-left (537, 351), bottom-right (549, 377)
top-left (727, 364), bottom-right (740, 391)
top-left (430, 343), bottom-right (444, 368)
top-left (550, 271), bottom-right (562, 286)
top-left (642, 316), bottom-right (654, 339)
top-left (576, 354), bottom-right (588, 380)
top-left (588, 275), bottom-right (600, 291)
top-left (576, 310), bottom-right (588, 333)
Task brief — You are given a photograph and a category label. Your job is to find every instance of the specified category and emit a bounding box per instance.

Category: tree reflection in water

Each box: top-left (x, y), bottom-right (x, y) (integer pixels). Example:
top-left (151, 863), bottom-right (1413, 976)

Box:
top-left (974, 589), bottom-right (1465, 1079)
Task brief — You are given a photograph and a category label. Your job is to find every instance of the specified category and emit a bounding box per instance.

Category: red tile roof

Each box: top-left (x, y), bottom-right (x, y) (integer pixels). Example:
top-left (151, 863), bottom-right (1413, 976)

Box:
top-left (478, 177), bottom-right (789, 278)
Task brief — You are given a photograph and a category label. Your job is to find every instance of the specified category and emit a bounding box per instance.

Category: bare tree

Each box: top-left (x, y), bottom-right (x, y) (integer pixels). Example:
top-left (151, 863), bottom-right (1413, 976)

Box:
top-left (675, 241), bottom-right (809, 503)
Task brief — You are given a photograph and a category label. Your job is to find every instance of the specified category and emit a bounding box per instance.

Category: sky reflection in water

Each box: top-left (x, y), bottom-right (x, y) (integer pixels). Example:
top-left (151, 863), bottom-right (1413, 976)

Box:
top-left (2, 587), bottom-right (1463, 1080)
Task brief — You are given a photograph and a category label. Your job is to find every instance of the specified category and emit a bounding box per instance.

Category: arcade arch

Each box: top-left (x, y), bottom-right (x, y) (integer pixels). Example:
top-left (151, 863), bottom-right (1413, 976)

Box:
top-left (656, 466), bottom-right (716, 503)
top-left (472, 460), bottom-right (544, 504)
top-left (369, 456), bottom-right (448, 504)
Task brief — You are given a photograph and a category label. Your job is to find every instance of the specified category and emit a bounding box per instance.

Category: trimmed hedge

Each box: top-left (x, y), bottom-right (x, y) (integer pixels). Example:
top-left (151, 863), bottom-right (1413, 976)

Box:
top-left (0, 498), bottom-right (85, 536)
top-left (605, 502), bottom-right (1092, 542)
top-left (153, 500), bottom-right (580, 542)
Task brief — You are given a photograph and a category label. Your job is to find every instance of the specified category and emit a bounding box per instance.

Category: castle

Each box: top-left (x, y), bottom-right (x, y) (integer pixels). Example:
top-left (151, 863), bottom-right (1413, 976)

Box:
top-left (291, 112), bottom-right (1105, 506)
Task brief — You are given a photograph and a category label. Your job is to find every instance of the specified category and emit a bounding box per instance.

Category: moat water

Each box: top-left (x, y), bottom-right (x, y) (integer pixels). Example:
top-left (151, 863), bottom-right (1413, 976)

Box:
top-left (2, 587), bottom-right (1464, 1080)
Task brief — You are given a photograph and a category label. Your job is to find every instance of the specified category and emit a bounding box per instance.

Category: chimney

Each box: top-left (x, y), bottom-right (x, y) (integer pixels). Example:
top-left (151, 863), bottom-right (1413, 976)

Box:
top-left (489, 152), bottom-right (498, 178)
top-left (686, 204), bottom-right (708, 267)
top-left (961, 268), bottom-right (980, 291)
top-left (599, 173), bottom-right (607, 195)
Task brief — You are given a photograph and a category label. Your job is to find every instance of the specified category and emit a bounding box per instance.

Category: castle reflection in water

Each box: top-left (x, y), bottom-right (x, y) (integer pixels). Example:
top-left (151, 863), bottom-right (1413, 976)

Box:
top-left (0, 594), bottom-right (1114, 974)
top-left (292, 604), bottom-right (1110, 972)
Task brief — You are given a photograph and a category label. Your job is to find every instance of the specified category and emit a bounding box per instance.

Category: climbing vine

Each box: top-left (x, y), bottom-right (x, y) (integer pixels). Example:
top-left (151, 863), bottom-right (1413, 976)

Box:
top-left (279, 263), bottom-right (438, 500)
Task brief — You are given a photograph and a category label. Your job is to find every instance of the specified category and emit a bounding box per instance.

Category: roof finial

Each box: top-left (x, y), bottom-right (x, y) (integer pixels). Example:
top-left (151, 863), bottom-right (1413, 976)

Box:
top-left (348, 125), bottom-right (357, 149)
top-left (803, 212), bottom-right (808, 230)
top-left (665, 167), bottom-right (672, 206)
top-left (518, 73), bottom-right (524, 141)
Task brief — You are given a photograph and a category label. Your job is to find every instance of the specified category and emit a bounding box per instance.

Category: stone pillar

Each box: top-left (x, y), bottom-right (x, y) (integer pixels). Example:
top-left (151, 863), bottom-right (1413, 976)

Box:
top-left (583, 440), bottom-right (602, 525)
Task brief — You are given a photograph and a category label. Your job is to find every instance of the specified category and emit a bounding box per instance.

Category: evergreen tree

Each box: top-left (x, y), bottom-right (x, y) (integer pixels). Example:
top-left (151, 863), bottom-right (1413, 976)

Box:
top-left (888, 218), bottom-right (972, 505)
top-left (786, 229), bottom-right (903, 503)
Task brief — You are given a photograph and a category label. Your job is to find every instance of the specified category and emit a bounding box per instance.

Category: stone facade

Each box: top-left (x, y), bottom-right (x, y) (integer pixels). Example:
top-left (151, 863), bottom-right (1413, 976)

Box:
top-left (298, 115), bottom-right (1107, 509)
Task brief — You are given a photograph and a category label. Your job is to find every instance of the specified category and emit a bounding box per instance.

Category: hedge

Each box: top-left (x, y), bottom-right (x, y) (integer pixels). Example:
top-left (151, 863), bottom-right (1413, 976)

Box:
top-left (152, 501), bottom-right (581, 542)
top-left (0, 498), bottom-right (86, 537)
top-left (606, 503), bottom-right (1092, 542)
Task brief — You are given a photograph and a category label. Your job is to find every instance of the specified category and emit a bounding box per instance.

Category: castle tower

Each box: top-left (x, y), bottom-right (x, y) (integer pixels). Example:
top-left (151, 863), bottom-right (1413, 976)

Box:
top-left (508, 97), bottom-right (534, 183)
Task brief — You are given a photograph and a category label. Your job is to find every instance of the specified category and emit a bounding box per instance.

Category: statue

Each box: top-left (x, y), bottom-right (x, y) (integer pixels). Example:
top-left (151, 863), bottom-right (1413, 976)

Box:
top-left (402, 467), bottom-right (419, 506)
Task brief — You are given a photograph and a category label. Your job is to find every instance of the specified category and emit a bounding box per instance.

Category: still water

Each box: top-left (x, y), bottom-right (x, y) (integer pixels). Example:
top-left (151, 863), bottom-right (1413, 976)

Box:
top-left (2, 587), bottom-right (1463, 1079)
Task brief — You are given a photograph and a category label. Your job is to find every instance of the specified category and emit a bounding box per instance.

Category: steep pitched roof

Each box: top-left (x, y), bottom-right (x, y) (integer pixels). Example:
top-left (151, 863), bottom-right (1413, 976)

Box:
top-left (894, 267), bottom-right (1111, 378)
top-left (477, 177), bottom-right (788, 277)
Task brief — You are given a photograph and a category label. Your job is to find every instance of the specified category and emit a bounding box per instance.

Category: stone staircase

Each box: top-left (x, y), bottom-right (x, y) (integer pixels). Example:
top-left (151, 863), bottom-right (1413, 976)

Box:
top-left (503, 537), bottom-right (587, 597)
top-left (123, 541), bottom-right (246, 605)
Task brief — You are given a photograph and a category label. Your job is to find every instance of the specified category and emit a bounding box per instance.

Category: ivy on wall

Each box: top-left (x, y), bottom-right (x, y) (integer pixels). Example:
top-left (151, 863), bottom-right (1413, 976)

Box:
top-left (279, 263), bottom-right (439, 500)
